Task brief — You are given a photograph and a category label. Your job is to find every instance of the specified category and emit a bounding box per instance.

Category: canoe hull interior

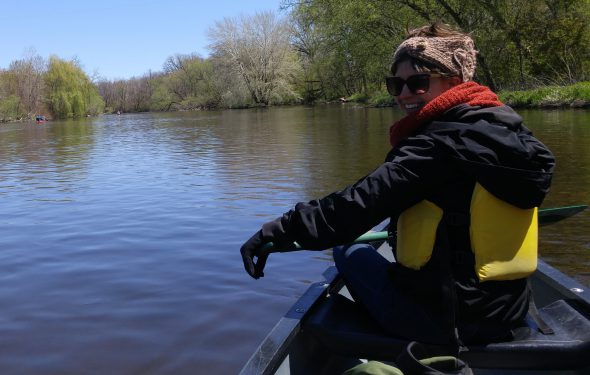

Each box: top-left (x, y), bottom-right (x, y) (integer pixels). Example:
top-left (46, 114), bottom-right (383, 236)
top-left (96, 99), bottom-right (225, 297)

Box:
top-left (240, 243), bottom-right (590, 375)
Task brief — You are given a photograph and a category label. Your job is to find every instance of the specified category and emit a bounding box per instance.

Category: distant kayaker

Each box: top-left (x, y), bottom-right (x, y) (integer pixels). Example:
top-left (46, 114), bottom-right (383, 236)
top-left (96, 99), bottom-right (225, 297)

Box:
top-left (240, 22), bottom-right (555, 346)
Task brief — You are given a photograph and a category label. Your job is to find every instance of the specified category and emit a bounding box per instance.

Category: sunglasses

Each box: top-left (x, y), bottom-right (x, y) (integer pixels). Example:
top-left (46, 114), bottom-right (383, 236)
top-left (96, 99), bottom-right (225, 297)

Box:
top-left (385, 73), bottom-right (444, 96)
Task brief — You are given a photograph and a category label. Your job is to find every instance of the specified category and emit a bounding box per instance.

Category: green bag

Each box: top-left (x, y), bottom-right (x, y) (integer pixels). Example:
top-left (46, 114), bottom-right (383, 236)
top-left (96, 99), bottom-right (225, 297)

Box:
top-left (343, 361), bottom-right (404, 375)
top-left (343, 342), bottom-right (472, 375)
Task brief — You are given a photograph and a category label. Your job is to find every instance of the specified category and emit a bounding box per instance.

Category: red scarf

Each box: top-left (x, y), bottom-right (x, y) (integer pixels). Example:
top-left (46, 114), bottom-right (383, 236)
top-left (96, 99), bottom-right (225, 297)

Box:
top-left (389, 81), bottom-right (503, 148)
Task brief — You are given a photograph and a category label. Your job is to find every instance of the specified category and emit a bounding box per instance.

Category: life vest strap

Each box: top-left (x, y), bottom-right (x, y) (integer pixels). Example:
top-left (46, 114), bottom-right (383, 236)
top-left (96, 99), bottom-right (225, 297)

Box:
top-left (443, 212), bottom-right (470, 227)
top-left (528, 298), bottom-right (555, 335)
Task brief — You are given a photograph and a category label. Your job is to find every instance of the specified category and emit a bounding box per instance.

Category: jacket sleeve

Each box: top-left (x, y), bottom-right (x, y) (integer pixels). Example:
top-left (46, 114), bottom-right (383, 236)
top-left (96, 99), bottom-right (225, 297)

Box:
top-left (280, 135), bottom-right (449, 249)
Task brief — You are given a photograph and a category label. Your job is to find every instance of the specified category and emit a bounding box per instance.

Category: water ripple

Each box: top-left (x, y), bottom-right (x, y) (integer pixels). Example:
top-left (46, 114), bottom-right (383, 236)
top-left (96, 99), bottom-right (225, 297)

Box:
top-left (0, 108), bottom-right (588, 373)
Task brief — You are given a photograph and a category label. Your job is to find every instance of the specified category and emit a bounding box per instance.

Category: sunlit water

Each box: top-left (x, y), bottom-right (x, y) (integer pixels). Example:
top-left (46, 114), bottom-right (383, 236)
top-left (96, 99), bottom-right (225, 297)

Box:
top-left (0, 106), bottom-right (588, 374)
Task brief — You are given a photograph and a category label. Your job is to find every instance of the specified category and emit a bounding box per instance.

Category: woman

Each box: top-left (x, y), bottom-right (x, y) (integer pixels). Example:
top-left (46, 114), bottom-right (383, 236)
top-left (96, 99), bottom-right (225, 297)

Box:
top-left (240, 23), bottom-right (554, 345)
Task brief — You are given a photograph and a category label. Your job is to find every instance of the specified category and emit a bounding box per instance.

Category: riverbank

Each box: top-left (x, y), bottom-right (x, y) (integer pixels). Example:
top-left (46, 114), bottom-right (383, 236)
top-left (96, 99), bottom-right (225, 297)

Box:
top-left (4, 82), bottom-right (589, 125)
top-left (346, 81), bottom-right (590, 109)
top-left (498, 81), bottom-right (590, 108)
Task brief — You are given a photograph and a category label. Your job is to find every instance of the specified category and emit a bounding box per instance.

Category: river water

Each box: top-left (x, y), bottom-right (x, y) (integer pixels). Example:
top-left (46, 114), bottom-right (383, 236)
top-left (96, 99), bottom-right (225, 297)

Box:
top-left (0, 106), bottom-right (588, 374)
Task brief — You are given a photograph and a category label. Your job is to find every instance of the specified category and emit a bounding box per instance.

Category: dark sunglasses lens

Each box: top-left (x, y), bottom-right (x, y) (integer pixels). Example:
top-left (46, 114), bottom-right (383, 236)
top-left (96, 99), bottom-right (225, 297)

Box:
top-left (386, 75), bottom-right (431, 96)
top-left (406, 75), bottom-right (430, 94)
top-left (386, 77), bottom-right (405, 96)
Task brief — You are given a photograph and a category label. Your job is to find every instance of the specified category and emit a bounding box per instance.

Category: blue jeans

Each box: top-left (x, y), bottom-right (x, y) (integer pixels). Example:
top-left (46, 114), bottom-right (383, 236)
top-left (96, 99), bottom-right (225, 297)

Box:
top-left (333, 243), bottom-right (449, 343)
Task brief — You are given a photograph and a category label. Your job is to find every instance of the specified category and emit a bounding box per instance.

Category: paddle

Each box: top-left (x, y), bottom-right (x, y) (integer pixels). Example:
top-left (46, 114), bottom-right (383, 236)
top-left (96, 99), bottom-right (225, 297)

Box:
top-left (262, 204), bottom-right (588, 252)
top-left (537, 204), bottom-right (588, 227)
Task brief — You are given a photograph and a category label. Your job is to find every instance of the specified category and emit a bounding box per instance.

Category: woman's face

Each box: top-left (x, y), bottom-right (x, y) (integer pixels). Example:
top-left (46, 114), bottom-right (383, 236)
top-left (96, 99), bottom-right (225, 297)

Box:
top-left (394, 60), bottom-right (460, 115)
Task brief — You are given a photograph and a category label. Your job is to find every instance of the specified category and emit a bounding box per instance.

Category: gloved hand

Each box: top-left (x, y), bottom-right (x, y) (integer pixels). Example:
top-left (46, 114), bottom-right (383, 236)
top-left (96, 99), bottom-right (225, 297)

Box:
top-left (240, 215), bottom-right (296, 279)
top-left (240, 230), bottom-right (272, 279)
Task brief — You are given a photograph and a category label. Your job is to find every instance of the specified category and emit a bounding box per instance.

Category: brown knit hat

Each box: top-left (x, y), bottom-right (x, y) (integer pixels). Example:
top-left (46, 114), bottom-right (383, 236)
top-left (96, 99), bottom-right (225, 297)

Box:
top-left (393, 35), bottom-right (477, 82)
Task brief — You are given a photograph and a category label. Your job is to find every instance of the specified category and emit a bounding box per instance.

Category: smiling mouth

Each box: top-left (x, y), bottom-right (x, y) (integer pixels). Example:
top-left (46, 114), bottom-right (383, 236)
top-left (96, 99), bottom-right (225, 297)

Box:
top-left (402, 103), bottom-right (425, 113)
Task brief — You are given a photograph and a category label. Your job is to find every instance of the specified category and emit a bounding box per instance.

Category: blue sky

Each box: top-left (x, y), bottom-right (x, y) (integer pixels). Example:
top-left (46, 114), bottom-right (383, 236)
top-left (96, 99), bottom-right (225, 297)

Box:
top-left (1, 0), bottom-right (284, 80)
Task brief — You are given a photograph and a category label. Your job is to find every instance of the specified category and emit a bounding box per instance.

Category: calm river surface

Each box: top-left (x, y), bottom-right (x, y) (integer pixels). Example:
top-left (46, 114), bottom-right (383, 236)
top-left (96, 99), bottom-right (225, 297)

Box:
top-left (1, 106), bottom-right (588, 374)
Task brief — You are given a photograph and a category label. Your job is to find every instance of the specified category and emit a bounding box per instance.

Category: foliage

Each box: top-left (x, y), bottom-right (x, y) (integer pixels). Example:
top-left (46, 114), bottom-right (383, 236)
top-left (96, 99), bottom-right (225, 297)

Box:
top-left (7, 53), bottom-right (46, 117)
top-left (44, 56), bottom-right (105, 118)
top-left (161, 55), bottom-right (220, 110)
top-left (283, 0), bottom-right (590, 96)
top-left (0, 94), bottom-right (21, 121)
top-left (208, 11), bottom-right (302, 106)
top-left (0, 51), bottom-right (46, 120)
top-left (348, 92), bottom-right (369, 103)
top-left (98, 74), bottom-right (155, 113)
top-left (499, 81), bottom-right (590, 107)
top-left (369, 90), bottom-right (395, 107)
top-left (287, 0), bottom-right (414, 100)
top-left (4, 2), bottom-right (589, 116)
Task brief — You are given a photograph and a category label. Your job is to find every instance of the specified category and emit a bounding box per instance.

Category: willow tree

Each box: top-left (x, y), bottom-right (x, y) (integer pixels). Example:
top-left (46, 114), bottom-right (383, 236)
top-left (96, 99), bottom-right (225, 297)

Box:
top-left (44, 56), bottom-right (104, 118)
top-left (208, 11), bottom-right (301, 106)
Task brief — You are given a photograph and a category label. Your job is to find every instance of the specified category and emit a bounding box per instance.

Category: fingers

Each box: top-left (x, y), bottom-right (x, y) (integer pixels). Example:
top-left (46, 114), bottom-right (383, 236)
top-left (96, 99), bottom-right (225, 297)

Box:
top-left (241, 250), bottom-right (257, 278)
top-left (253, 252), bottom-right (269, 278)
top-left (240, 246), bottom-right (270, 279)
top-left (242, 252), bottom-right (269, 279)
top-left (240, 229), bottom-right (278, 279)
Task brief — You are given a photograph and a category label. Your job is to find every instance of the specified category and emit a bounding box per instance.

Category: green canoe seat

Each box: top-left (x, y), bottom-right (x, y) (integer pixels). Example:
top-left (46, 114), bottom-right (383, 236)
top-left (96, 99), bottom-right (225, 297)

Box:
top-left (305, 293), bottom-right (590, 370)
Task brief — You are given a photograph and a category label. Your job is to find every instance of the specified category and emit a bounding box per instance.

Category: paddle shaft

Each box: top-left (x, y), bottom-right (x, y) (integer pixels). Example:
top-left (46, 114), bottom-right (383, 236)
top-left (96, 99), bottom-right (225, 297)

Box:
top-left (262, 204), bottom-right (587, 253)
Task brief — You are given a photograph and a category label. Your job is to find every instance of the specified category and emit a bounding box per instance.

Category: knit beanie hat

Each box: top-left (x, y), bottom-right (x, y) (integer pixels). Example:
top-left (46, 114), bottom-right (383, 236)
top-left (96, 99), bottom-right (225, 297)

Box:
top-left (393, 35), bottom-right (477, 82)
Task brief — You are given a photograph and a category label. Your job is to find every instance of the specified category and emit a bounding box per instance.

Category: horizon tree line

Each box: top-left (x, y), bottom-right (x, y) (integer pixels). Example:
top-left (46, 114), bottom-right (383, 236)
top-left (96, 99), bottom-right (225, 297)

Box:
top-left (1, 1), bottom-right (589, 121)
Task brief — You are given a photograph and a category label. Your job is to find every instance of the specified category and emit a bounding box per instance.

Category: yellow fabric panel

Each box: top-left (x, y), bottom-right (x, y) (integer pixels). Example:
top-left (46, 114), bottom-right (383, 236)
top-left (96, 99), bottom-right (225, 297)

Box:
top-left (470, 183), bottom-right (538, 282)
top-left (396, 200), bottom-right (443, 270)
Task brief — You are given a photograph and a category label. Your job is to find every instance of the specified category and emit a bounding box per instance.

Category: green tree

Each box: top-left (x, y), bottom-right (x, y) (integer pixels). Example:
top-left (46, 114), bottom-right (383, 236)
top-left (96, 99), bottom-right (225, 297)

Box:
top-left (283, 0), bottom-right (590, 96)
top-left (286, 0), bottom-right (419, 99)
top-left (0, 51), bottom-right (46, 120)
top-left (0, 94), bottom-right (21, 121)
top-left (161, 54), bottom-right (220, 109)
top-left (44, 56), bottom-right (104, 118)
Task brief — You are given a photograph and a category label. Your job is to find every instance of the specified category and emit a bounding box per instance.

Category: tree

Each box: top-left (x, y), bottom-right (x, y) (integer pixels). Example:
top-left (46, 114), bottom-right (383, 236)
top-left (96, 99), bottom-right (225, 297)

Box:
top-left (8, 52), bottom-right (46, 117)
top-left (0, 50), bottom-right (46, 119)
top-left (0, 93), bottom-right (21, 121)
top-left (44, 56), bottom-right (104, 118)
top-left (161, 54), bottom-right (219, 109)
top-left (284, 0), bottom-right (590, 94)
top-left (285, 0), bottom-right (420, 99)
top-left (208, 11), bottom-right (301, 106)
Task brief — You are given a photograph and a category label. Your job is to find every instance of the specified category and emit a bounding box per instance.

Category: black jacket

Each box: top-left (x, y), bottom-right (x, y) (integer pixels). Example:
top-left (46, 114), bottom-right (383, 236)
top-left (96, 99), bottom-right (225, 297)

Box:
top-left (275, 104), bottom-right (555, 342)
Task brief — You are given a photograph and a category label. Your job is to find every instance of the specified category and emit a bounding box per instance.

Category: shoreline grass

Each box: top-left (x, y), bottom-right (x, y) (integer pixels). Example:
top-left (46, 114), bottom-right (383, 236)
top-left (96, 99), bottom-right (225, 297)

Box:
top-left (345, 81), bottom-right (590, 109)
top-left (498, 82), bottom-right (590, 108)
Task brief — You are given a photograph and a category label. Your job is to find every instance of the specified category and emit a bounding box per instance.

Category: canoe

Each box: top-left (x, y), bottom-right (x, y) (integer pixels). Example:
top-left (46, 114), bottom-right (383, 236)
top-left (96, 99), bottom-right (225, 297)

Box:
top-left (240, 235), bottom-right (590, 374)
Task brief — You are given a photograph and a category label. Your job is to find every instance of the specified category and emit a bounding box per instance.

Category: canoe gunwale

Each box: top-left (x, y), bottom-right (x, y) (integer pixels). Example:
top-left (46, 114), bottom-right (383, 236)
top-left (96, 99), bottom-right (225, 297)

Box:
top-left (535, 259), bottom-right (590, 307)
top-left (239, 267), bottom-right (339, 375)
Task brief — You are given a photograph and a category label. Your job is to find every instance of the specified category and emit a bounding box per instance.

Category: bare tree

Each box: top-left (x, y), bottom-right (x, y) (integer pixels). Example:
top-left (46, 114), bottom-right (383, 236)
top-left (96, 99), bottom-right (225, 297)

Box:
top-left (7, 50), bottom-right (46, 117)
top-left (208, 11), bottom-right (300, 105)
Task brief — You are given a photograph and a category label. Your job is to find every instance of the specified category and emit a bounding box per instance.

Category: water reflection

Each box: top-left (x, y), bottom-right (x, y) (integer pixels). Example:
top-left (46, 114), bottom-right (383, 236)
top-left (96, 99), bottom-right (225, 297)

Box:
top-left (0, 106), bottom-right (588, 374)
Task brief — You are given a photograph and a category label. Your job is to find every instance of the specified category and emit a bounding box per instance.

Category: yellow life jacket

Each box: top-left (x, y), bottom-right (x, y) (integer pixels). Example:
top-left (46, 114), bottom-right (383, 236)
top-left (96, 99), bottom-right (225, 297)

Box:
top-left (396, 183), bottom-right (538, 282)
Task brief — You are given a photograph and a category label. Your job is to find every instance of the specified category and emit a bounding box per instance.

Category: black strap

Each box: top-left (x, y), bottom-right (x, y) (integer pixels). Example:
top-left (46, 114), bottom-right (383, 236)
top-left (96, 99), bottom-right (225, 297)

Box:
top-left (443, 212), bottom-right (470, 227)
top-left (436, 218), bottom-right (464, 350)
top-left (396, 341), bottom-right (473, 375)
top-left (528, 297), bottom-right (555, 335)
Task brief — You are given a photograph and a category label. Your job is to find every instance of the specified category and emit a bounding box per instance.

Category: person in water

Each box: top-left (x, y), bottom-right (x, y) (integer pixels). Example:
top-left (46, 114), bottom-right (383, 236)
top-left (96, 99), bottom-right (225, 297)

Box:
top-left (240, 22), bottom-right (554, 345)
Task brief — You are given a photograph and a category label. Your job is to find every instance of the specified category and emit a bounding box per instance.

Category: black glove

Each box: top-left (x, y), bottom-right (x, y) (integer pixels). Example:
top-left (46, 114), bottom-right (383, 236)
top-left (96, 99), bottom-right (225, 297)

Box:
top-left (240, 214), bottom-right (295, 279)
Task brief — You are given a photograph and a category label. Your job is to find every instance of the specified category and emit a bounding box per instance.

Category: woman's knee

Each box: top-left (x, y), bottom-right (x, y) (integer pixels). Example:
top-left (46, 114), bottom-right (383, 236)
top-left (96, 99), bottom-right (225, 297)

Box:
top-left (333, 243), bottom-right (375, 269)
